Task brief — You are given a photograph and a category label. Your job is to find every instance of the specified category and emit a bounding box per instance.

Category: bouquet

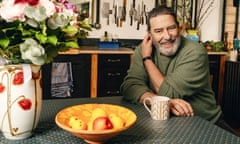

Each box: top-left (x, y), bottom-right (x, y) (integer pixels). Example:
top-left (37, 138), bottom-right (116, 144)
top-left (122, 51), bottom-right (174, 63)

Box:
top-left (0, 0), bottom-right (91, 65)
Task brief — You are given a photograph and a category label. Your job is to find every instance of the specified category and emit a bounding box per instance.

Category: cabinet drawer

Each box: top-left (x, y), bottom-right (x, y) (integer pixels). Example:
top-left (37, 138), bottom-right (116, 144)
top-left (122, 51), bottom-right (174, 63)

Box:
top-left (101, 68), bottom-right (128, 79)
top-left (98, 88), bottom-right (121, 96)
top-left (98, 54), bottom-right (130, 66)
top-left (97, 54), bottom-right (131, 97)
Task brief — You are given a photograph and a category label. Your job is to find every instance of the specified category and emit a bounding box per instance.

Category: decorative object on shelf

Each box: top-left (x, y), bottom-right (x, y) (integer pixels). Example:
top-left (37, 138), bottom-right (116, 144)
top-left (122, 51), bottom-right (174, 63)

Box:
top-left (0, 64), bottom-right (42, 140)
top-left (161, 0), bottom-right (215, 41)
top-left (202, 40), bottom-right (225, 52)
top-left (0, 0), bottom-right (91, 140)
top-left (186, 29), bottom-right (199, 42)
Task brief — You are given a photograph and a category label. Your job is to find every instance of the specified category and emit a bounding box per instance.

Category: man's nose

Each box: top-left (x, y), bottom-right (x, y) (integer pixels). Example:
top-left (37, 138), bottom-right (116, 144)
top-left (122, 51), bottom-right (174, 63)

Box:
top-left (162, 29), bottom-right (171, 39)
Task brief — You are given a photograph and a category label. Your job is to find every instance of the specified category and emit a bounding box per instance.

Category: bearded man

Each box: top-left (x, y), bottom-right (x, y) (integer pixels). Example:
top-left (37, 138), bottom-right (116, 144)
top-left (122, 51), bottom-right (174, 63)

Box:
top-left (120, 6), bottom-right (238, 135)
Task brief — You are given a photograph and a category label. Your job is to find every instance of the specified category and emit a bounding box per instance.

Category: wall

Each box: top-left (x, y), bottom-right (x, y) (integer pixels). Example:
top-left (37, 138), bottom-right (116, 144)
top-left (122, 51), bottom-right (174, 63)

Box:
top-left (77, 0), bottom-right (224, 42)
top-left (199, 0), bottom-right (223, 42)
top-left (88, 0), bottom-right (155, 40)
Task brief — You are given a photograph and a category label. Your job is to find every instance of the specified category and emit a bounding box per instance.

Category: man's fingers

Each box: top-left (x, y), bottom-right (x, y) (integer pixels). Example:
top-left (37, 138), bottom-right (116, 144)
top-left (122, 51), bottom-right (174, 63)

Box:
top-left (169, 99), bottom-right (194, 117)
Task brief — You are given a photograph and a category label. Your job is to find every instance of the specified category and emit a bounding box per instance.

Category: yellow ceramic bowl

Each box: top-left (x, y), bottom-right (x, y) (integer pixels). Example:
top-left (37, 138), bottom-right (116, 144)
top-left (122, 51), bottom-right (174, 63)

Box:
top-left (55, 104), bottom-right (137, 144)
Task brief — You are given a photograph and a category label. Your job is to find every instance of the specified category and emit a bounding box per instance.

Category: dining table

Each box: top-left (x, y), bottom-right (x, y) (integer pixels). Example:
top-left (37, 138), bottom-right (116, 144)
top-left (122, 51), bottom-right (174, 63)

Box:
top-left (0, 96), bottom-right (240, 144)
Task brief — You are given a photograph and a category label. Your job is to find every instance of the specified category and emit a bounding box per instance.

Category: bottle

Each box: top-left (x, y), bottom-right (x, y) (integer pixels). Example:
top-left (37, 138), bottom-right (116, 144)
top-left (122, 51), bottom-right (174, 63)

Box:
top-left (103, 31), bottom-right (109, 42)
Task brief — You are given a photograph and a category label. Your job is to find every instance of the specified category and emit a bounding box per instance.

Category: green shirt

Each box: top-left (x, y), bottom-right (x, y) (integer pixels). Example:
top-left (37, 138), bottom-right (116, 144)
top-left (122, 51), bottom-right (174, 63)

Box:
top-left (120, 36), bottom-right (222, 123)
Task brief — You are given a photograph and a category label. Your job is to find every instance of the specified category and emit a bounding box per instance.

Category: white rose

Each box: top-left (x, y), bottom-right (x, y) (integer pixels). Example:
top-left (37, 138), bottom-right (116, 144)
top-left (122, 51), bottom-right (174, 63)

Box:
top-left (20, 38), bottom-right (46, 65)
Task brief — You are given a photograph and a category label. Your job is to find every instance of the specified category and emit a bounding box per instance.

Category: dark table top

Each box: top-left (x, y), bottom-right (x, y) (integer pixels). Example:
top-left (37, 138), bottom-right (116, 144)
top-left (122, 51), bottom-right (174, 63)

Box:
top-left (1, 96), bottom-right (240, 144)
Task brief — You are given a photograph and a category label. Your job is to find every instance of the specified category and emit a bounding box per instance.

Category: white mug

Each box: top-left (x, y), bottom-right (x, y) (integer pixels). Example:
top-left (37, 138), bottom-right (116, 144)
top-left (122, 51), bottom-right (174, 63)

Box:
top-left (143, 96), bottom-right (170, 120)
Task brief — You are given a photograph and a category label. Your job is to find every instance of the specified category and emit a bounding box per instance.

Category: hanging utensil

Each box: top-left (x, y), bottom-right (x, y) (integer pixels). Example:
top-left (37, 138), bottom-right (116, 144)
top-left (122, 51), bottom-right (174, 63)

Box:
top-left (134, 4), bottom-right (141, 30)
top-left (143, 4), bottom-right (147, 24)
top-left (91, 0), bottom-right (101, 29)
top-left (140, 1), bottom-right (143, 24)
top-left (129, 0), bottom-right (136, 26)
top-left (121, 0), bottom-right (127, 21)
top-left (117, 6), bottom-right (123, 27)
top-left (102, 2), bottom-right (110, 25)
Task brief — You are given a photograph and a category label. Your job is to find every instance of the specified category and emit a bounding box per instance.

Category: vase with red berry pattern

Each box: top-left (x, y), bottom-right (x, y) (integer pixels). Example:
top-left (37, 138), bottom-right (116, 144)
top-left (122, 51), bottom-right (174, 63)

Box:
top-left (0, 64), bottom-right (42, 140)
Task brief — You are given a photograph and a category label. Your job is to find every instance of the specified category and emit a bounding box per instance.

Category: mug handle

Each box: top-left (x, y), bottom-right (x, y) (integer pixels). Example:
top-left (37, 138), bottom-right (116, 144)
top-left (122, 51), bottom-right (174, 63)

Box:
top-left (143, 97), bottom-right (152, 114)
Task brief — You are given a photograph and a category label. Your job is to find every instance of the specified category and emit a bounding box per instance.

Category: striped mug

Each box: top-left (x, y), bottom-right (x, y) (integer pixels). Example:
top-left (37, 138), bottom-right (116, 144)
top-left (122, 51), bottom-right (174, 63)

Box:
top-left (143, 96), bottom-right (170, 120)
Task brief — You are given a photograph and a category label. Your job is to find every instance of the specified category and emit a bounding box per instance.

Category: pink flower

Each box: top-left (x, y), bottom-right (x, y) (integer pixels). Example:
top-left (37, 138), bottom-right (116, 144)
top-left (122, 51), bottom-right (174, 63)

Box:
top-left (14, 0), bottom-right (39, 6)
top-left (0, 0), bottom-right (55, 22)
top-left (0, 0), bottom-right (26, 22)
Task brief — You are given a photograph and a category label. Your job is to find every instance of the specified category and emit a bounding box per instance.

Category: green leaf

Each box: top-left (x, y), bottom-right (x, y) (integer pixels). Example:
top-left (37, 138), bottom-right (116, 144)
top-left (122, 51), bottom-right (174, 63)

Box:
top-left (64, 41), bottom-right (79, 48)
top-left (35, 32), bottom-right (47, 44)
top-left (47, 35), bottom-right (58, 45)
top-left (62, 25), bottom-right (78, 35)
top-left (80, 23), bottom-right (92, 31)
top-left (0, 37), bottom-right (10, 48)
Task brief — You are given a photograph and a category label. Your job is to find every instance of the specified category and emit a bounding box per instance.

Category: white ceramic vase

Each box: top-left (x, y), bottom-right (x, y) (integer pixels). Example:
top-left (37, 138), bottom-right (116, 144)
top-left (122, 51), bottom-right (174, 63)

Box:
top-left (0, 64), bottom-right (42, 140)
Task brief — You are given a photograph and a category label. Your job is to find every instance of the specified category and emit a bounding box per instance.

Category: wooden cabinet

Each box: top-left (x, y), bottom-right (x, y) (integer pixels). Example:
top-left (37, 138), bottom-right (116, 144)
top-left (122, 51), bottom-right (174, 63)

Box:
top-left (208, 52), bottom-right (227, 105)
top-left (97, 54), bottom-right (130, 96)
top-left (42, 47), bottom-right (133, 99)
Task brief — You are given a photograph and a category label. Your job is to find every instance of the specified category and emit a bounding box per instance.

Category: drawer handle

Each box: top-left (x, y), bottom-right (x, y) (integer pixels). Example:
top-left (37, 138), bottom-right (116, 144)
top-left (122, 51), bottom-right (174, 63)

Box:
top-left (107, 59), bottom-right (121, 63)
top-left (107, 72), bottom-right (121, 76)
top-left (107, 91), bottom-right (120, 95)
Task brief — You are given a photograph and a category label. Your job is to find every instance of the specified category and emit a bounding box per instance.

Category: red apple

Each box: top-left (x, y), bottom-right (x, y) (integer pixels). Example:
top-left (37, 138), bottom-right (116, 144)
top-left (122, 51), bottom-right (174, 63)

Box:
top-left (92, 116), bottom-right (113, 131)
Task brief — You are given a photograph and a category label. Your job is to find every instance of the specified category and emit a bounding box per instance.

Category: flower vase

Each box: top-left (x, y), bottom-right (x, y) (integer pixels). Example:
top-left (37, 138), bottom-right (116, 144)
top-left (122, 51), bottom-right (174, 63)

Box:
top-left (0, 64), bottom-right (42, 140)
top-left (186, 29), bottom-right (199, 42)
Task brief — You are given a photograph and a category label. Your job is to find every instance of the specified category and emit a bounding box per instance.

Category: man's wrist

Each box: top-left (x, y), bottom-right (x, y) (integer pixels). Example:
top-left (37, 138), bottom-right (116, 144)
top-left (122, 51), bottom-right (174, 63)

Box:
top-left (142, 56), bottom-right (152, 62)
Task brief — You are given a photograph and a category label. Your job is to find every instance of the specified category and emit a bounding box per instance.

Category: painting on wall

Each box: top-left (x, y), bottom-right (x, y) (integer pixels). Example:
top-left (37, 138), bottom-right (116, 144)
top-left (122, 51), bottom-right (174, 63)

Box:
top-left (68, 0), bottom-right (95, 24)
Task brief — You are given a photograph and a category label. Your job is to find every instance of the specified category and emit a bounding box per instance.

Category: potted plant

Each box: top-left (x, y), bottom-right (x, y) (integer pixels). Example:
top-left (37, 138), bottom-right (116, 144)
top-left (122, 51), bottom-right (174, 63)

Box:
top-left (0, 0), bottom-right (91, 140)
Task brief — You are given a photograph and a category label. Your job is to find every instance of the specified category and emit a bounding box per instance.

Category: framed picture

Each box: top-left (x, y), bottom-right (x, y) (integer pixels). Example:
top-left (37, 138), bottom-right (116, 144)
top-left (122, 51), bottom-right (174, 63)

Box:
top-left (69, 0), bottom-right (95, 24)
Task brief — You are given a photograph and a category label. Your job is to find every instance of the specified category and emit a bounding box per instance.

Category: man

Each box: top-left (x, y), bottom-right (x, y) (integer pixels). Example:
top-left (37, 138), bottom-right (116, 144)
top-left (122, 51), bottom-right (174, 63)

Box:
top-left (120, 6), bottom-right (237, 135)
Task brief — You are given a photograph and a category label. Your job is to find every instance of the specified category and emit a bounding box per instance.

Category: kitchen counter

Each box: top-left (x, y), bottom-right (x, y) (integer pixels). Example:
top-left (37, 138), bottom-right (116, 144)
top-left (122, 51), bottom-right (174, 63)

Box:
top-left (59, 46), bottom-right (134, 55)
top-left (60, 47), bottom-right (228, 55)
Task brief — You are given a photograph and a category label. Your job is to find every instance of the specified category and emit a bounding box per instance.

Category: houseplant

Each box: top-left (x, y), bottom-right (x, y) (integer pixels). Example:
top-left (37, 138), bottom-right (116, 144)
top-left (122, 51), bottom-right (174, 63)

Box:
top-left (0, 0), bottom-right (91, 140)
top-left (0, 0), bottom-right (91, 65)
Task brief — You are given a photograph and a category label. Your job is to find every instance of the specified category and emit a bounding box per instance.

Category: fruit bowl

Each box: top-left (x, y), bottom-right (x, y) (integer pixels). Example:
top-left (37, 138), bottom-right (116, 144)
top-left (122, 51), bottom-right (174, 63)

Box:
top-left (55, 104), bottom-right (137, 144)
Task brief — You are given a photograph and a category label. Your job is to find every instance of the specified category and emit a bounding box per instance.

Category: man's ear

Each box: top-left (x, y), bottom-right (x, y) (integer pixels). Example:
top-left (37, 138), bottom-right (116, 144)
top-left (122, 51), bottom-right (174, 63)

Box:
top-left (148, 32), bottom-right (152, 40)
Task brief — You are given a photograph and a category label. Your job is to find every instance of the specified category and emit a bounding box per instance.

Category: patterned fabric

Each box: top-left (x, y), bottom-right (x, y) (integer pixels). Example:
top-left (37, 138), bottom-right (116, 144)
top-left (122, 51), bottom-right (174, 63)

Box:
top-left (51, 62), bottom-right (73, 98)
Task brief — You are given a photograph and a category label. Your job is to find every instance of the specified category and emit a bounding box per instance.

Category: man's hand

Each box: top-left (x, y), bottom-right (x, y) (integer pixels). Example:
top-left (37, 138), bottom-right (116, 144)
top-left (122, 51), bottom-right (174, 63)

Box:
top-left (169, 99), bottom-right (194, 117)
top-left (142, 33), bottom-right (153, 57)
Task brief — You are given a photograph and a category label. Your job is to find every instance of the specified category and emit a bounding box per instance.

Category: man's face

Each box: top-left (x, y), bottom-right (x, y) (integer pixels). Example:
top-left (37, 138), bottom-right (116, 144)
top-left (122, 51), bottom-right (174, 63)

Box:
top-left (149, 14), bottom-right (181, 56)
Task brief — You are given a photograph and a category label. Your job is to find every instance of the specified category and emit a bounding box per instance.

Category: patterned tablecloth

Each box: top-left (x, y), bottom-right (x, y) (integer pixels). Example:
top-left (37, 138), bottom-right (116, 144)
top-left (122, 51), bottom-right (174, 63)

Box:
top-left (1, 96), bottom-right (240, 144)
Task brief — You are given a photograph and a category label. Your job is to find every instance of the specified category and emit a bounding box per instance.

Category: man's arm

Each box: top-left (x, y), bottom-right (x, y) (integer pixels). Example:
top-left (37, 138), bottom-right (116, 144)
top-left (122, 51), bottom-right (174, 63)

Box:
top-left (141, 33), bottom-right (165, 93)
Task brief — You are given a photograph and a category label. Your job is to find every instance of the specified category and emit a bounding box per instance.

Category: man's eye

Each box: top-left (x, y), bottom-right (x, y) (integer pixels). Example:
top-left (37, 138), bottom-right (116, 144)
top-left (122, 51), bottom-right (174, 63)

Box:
top-left (155, 30), bottom-right (163, 33)
top-left (168, 25), bottom-right (177, 30)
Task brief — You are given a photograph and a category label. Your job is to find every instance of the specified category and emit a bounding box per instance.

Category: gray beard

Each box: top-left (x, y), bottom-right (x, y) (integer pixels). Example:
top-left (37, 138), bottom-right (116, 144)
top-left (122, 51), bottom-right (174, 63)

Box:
top-left (153, 36), bottom-right (181, 56)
